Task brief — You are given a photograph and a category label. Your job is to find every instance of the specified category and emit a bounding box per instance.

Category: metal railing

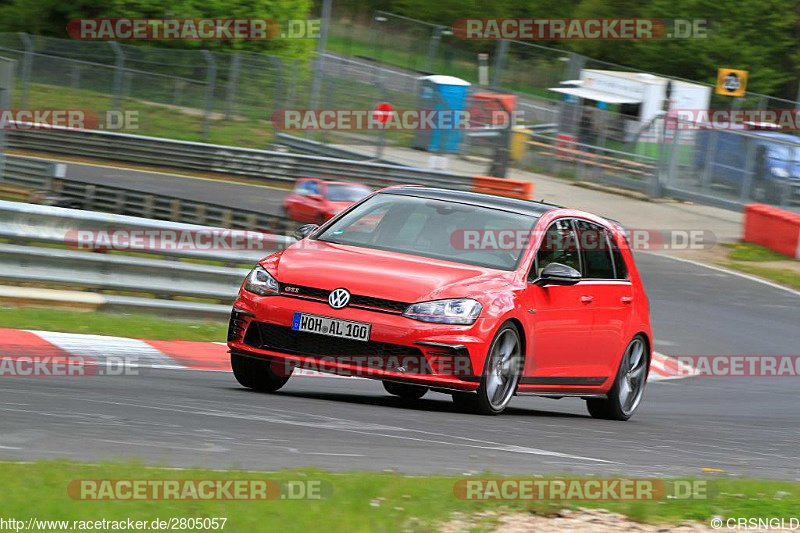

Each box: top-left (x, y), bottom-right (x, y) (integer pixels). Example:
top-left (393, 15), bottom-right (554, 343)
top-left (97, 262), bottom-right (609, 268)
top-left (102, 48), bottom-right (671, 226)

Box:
top-left (6, 125), bottom-right (474, 191)
top-left (0, 155), bottom-right (58, 188)
top-left (0, 200), bottom-right (297, 317)
top-left (0, 199), bottom-right (291, 265)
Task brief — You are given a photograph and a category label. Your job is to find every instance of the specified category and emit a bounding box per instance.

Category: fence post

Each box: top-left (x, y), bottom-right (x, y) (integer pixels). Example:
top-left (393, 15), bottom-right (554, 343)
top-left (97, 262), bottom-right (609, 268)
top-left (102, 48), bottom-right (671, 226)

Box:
top-left (308, 0), bottom-right (332, 139)
top-left (739, 136), bottom-right (757, 203)
top-left (202, 50), bottom-right (216, 140)
top-left (224, 52), bottom-right (241, 120)
top-left (109, 42), bottom-right (124, 111)
top-left (424, 26), bottom-right (443, 73)
top-left (17, 33), bottom-right (32, 109)
top-left (700, 130), bottom-right (718, 193)
top-left (491, 40), bottom-right (509, 87)
top-left (264, 54), bottom-right (285, 116)
top-left (665, 127), bottom-right (681, 195)
top-left (0, 59), bottom-right (13, 184)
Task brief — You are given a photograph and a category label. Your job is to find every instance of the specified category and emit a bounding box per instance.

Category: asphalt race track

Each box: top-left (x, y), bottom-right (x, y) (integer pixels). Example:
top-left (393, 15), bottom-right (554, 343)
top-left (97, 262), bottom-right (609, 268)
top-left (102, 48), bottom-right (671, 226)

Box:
top-left (2, 253), bottom-right (799, 480)
top-left (58, 159), bottom-right (290, 215)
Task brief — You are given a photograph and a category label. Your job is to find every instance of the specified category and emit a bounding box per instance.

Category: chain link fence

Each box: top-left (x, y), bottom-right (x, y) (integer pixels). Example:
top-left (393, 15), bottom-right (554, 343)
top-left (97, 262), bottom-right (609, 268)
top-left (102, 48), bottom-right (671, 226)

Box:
top-left (0, 33), bottom-right (287, 141)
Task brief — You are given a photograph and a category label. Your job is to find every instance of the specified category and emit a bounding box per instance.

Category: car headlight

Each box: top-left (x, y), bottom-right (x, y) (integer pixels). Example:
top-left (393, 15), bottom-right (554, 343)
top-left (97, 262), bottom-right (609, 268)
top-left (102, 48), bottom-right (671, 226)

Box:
top-left (403, 298), bottom-right (482, 325)
top-left (770, 167), bottom-right (789, 178)
top-left (243, 265), bottom-right (279, 295)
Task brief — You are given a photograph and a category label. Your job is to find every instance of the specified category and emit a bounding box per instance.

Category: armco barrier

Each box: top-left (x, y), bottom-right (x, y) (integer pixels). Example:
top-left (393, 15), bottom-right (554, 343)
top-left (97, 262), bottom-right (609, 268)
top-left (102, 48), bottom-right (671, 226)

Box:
top-left (0, 199), bottom-right (292, 265)
top-left (743, 203), bottom-right (800, 259)
top-left (473, 175), bottom-right (533, 200)
top-left (6, 124), bottom-right (473, 191)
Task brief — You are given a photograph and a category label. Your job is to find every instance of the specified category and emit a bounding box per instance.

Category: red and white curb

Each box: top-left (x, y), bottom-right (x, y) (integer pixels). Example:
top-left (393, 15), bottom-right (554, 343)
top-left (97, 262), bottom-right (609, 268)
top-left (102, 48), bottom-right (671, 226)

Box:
top-left (0, 328), bottom-right (689, 381)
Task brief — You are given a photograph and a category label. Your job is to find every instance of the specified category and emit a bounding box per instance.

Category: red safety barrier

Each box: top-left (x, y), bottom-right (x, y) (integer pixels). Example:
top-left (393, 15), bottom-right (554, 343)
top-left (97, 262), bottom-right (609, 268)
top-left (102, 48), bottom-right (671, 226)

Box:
top-left (743, 203), bottom-right (800, 259)
top-left (473, 176), bottom-right (534, 200)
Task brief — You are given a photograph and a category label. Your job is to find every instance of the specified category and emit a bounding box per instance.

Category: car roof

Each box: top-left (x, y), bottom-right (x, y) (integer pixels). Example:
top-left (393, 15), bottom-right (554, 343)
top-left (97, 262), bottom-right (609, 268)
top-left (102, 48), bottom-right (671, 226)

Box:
top-left (325, 181), bottom-right (371, 187)
top-left (381, 186), bottom-right (557, 217)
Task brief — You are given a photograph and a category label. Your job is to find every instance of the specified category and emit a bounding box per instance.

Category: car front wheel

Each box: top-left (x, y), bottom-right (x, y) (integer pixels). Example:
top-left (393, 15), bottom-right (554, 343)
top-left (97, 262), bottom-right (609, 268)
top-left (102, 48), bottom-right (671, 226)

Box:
top-left (586, 336), bottom-right (648, 421)
top-left (231, 353), bottom-right (292, 392)
top-left (452, 323), bottom-right (523, 415)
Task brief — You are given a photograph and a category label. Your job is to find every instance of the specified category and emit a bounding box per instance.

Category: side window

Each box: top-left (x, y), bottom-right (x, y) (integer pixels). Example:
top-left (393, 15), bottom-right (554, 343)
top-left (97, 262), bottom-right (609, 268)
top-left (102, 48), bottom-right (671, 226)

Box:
top-left (294, 180), bottom-right (309, 195)
top-left (575, 220), bottom-right (615, 279)
top-left (534, 219), bottom-right (581, 277)
top-left (608, 232), bottom-right (629, 280)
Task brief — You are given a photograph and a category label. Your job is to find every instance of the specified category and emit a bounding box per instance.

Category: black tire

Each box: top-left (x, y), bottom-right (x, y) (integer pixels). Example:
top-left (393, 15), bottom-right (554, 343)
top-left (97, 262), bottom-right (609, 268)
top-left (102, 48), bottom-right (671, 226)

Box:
top-left (231, 353), bottom-right (292, 392)
top-left (586, 336), bottom-right (649, 421)
top-left (451, 322), bottom-right (523, 415)
top-left (382, 381), bottom-right (428, 400)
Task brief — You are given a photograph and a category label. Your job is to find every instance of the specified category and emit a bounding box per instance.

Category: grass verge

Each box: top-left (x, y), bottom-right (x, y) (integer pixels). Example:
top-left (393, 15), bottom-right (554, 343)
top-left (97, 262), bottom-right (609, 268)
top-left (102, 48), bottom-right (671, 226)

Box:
top-left (0, 461), bottom-right (798, 532)
top-left (0, 307), bottom-right (226, 342)
top-left (721, 262), bottom-right (800, 290)
top-left (22, 84), bottom-right (274, 149)
top-left (719, 242), bottom-right (800, 289)
top-left (720, 242), bottom-right (795, 263)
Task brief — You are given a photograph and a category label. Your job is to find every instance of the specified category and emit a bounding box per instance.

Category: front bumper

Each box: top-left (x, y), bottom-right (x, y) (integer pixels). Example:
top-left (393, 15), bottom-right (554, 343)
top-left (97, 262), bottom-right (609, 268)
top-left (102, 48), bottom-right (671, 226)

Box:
top-left (227, 291), bottom-right (498, 390)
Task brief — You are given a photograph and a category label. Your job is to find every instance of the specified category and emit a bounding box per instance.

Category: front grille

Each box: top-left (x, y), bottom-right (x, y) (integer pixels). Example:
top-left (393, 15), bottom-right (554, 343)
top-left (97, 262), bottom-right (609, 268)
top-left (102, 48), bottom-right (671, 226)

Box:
top-left (278, 284), bottom-right (409, 314)
top-left (349, 295), bottom-right (409, 313)
top-left (244, 321), bottom-right (424, 361)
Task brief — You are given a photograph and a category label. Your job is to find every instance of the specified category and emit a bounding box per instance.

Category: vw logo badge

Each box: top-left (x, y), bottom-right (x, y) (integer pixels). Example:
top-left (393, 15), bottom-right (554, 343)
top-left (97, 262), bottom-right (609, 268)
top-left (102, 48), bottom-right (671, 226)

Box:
top-left (328, 288), bottom-right (351, 309)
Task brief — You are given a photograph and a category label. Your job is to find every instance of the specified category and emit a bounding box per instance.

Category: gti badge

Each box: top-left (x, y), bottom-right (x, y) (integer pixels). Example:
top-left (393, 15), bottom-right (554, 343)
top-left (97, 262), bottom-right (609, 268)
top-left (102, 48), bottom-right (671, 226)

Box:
top-left (328, 288), bottom-right (351, 309)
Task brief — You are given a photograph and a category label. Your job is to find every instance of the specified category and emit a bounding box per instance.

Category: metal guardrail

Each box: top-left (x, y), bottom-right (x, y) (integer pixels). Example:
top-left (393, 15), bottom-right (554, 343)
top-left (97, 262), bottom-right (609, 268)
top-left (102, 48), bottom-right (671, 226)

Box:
top-left (6, 125), bottom-right (473, 191)
top-left (1, 156), bottom-right (58, 189)
top-left (0, 201), bottom-right (298, 317)
top-left (0, 157), bottom-right (294, 233)
top-left (0, 242), bottom-right (249, 301)
top-left (0, 199), bottom-right (292, 265)
top-left (274, 133), bottom-right (410, 166)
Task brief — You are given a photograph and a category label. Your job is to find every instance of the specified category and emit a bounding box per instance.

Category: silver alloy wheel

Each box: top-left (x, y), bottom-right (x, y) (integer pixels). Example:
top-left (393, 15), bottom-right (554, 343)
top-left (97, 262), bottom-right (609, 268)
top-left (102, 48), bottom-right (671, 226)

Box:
top-left (484, 328), bottom-right (522, 410)
top-left (618, 337), bottom-right (647, 416)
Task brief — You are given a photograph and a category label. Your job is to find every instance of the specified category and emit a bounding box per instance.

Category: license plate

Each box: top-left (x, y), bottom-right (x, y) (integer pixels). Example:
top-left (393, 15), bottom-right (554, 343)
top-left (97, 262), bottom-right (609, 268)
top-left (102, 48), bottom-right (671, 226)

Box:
top-left (292, 312), bottom-right (371, 342)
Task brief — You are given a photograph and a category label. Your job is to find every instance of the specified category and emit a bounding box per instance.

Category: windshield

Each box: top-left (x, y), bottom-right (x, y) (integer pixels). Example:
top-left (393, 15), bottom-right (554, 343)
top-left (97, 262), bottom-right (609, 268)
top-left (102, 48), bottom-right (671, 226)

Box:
top-left (315, 193), bottom-right (538, 270)
top-left (327, 184), bottom-right (371, 202)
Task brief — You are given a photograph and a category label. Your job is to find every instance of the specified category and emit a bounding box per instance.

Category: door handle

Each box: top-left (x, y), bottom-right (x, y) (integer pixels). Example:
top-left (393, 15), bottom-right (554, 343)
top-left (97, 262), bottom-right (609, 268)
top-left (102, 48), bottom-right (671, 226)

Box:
top-left (580, 295), bottom-right (594, 304)
top-left (621, 296), bottom-right (633, 304)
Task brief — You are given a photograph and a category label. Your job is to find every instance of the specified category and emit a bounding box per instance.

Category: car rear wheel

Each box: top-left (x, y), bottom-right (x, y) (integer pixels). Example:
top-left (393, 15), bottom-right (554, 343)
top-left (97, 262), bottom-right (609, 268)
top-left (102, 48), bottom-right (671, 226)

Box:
top-left (452, 323), bottom-right (523, 415)
top-left (586, 336), bottom-right (648, 421)
top-left (382, 381), bottom-right (428, 400)
top-left (231, 353), bottom-right (292, 392)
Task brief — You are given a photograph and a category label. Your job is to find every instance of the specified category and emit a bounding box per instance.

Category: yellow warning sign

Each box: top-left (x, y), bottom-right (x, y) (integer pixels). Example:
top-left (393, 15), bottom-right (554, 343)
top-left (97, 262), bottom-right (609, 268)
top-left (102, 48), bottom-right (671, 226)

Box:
top-left (716, 68), bottom-right (748, 96)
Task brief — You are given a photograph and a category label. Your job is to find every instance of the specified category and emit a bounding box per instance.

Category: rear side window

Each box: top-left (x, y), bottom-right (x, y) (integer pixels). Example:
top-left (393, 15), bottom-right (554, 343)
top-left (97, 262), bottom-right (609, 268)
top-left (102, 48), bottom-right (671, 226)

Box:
top-left (575, 220), bottom-right (615, 279)
top-left (609, 232), bottom-right (629, 280)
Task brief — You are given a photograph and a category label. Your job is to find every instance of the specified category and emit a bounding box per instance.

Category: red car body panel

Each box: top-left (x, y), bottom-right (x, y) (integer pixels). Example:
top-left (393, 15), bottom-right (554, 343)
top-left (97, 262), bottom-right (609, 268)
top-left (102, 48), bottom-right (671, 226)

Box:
top-left (230, 191), bottom-right (652, 397)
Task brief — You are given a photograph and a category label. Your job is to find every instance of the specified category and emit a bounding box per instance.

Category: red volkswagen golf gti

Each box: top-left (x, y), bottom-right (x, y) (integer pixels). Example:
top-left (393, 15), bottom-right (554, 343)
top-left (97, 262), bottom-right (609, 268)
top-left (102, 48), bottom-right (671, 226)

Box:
top-left (228, 186), bottom-right (652, 420)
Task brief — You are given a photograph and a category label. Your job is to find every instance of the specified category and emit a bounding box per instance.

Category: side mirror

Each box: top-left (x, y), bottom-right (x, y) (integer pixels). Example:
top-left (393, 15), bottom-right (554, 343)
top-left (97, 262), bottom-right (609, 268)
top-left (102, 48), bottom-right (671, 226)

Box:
top-left (534, 262), bottom-right (581, 287)
top-left (293, 224), bottom-right (319, 240)
top-left (308, 194), bottom-right (324, 202)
